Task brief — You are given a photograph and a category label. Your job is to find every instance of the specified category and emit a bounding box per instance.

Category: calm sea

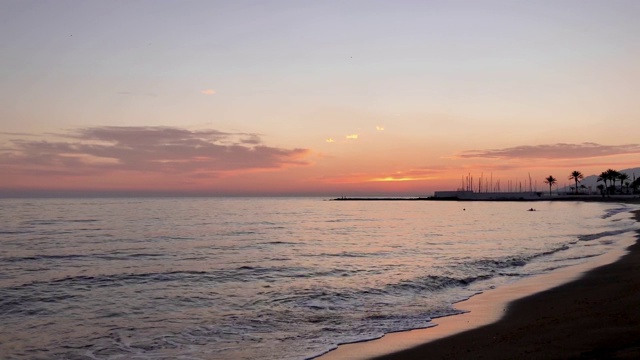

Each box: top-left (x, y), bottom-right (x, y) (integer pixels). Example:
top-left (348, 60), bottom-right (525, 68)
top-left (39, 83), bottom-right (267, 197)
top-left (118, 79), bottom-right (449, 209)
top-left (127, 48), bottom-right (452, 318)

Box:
top-left (1, 198), bottom-right (638, 359)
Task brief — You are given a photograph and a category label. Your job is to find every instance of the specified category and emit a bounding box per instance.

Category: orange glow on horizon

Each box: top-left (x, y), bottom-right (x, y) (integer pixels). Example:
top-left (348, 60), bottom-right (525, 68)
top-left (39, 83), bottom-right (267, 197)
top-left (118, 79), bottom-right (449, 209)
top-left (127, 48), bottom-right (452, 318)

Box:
top-left (1, 126), bottom-right (638, 196)
top-left (370, 176), bottom-right (437, 182)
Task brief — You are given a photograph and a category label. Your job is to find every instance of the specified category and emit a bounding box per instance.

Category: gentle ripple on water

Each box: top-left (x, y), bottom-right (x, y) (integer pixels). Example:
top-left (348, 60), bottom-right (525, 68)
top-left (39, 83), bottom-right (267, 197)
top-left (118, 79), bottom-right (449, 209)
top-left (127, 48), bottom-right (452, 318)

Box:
top-left (0, 198), bottom-right (638, 359)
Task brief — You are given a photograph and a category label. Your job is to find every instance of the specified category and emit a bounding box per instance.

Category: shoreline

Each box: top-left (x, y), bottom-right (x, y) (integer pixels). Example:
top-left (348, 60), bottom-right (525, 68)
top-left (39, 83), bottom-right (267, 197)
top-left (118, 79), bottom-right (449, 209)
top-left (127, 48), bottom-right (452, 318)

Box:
top-left (319, 207), bottom-right (640, 360)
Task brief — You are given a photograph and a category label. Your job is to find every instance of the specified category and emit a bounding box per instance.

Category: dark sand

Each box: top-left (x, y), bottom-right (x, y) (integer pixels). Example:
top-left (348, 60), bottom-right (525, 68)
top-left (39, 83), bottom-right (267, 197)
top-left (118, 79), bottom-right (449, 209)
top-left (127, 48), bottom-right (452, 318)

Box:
top-left (371, 209), bottom-right (640, 359)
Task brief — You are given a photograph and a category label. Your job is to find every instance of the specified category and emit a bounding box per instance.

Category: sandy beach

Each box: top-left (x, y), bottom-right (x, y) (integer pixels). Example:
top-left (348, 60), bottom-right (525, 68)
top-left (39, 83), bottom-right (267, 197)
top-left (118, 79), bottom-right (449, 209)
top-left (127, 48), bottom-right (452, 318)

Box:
top-left (321, 208), bottom-right (640, 360)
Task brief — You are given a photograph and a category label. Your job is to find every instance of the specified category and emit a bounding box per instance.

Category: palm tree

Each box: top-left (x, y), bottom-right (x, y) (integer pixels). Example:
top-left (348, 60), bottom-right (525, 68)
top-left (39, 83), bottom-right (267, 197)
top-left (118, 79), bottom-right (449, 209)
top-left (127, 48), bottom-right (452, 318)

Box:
top-left (568, 171), bottom-right (584, 195)
top-left (598, 170), bottom-right (619, 197)
top-left (597, 171), bottom-right (609, 196)
top-left (580, 184), bottom-right (587, 194)
top-left (618, 173), bottom-right (629, 194)
top-left (544, 175), bottom-right (557, 197)
top-left (596, 184), bottom-right (605, 197)
top-left (631, 178), bottom-right (640, 194)
top-left (605, 169), bottom-right (620, 194)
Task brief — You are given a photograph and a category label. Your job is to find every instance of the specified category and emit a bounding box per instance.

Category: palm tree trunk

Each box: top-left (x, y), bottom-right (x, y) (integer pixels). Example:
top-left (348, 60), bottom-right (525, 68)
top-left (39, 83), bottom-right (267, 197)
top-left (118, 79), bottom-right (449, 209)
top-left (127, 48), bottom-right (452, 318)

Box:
top-left (611, 179), bottom-right (615, 195)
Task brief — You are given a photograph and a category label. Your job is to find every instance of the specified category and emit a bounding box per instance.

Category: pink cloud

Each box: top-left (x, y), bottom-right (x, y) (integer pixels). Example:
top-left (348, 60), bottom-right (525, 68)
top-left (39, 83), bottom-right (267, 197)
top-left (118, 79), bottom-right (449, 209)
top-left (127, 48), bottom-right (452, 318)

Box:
top-left (0, 126), bottom-right (310, 180)
top-left (457, 143), bottom-right (640, 160)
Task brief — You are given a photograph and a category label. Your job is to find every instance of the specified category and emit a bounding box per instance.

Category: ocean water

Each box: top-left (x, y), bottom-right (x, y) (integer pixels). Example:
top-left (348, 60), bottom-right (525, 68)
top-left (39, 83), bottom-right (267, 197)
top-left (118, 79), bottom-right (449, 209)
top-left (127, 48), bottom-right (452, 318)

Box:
top-left (0, 198), bottom-right (638, 360)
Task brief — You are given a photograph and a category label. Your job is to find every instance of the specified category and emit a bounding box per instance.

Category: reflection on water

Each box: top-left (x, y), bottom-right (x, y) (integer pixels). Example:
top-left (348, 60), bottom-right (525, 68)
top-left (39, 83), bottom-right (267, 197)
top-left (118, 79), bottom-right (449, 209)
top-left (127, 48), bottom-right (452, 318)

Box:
top-left (0, 198), bottom-right (637, 359)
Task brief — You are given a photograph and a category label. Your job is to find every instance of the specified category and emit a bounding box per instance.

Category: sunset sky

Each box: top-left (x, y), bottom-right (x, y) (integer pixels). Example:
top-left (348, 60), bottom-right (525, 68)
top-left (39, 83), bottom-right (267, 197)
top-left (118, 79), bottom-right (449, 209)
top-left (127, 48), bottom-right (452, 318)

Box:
top-left (1, 1), bottom-right (639, 196)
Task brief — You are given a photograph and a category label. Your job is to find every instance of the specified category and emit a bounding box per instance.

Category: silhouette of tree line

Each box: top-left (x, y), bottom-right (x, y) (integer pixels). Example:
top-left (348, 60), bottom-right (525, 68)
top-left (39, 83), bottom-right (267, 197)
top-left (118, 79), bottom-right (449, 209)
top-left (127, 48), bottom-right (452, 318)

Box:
top-left (543, 169), bottom-right (639, 197)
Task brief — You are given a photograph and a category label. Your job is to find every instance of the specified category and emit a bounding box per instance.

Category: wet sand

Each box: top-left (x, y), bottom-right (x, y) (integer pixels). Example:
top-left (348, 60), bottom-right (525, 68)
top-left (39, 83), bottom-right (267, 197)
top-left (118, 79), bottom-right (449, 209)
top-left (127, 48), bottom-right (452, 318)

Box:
top-left (321, 209), bottom-right (640, 360)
